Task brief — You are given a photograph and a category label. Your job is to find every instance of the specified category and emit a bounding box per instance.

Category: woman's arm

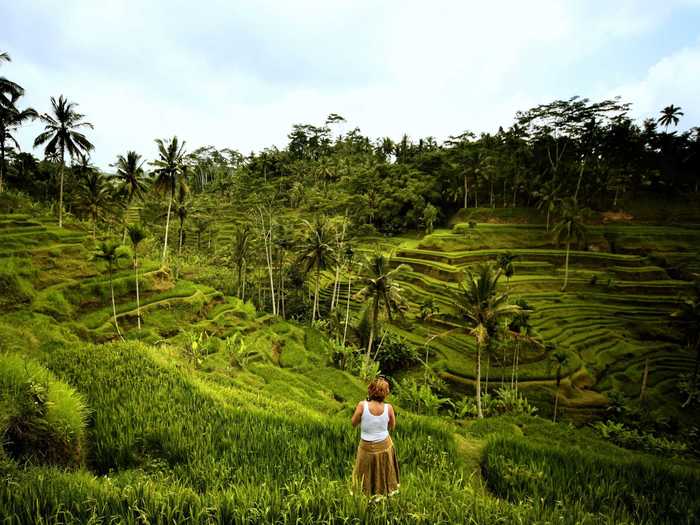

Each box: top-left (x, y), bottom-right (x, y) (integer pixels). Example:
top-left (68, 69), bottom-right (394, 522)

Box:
top-left (388, 404), bottom-right (396, 431)
top-left (351, 401), bottom-right (364, 427)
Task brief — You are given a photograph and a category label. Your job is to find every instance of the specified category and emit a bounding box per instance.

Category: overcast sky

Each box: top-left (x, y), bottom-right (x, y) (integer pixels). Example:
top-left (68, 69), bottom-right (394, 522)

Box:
top-left (2, 0), bottom-right (699, 169)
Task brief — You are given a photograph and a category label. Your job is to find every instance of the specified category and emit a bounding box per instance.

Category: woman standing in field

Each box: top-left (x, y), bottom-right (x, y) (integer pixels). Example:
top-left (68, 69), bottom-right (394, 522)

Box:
top-left (351, 377), bottom-right (400, 496)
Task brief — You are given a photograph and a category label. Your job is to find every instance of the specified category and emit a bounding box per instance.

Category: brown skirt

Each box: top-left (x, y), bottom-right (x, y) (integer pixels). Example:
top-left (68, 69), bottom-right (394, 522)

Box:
top-left (352, 436), bottom-right (400, 496)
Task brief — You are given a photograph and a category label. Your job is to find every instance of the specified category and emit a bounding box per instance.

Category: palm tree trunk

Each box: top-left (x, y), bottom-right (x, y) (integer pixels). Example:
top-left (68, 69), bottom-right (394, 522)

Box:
top-left (476, 342), bottom-right (483, 418)
top-left (463, 173), bottom-right (468, 209)
top-left (58, 149), bottom-right (65, 228)
top-left (546, 207), bottom-right (550, 232)
top-left (639, 357), bottom-right (649, 401)
top-left (109, 266), bottom-right (123, 340)
top-left (134, 255), bottom-right (141, 330)
top-left (343, 270), bottom-right (352, 346)
top-left (0, 138), bottom-right (5, 193)
top-left (553, 391), bottom-right (559, 422)
top-left (330, 264), bottom-right (341, 311)
top-left (312, 266), bottom-right (320, 321)
top-left (485, 352), bottom-right (490, 394)
top-left (561, 241), bottom-right (571, 291)
top-left (162, 195), bottom-right (173, 265)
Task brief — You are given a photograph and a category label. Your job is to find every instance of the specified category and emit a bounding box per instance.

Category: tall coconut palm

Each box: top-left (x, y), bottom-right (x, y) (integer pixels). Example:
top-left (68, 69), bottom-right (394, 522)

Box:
top-left (33, 95), bottom-right (94, 228)
top-left (355, 252), bottom-right (410, 360)
top-left (457, 263), bottom-right (521, 418)
top-left (549, 350), bottom-right (569, 422)
top-left (75, 169), bottom-right (111, 240)
top-left (151, 136), bottom-right (186, 265)
top-left (496, 252), bottom-right (517, 290)
top-left (552, 198), bottom-right (587, 292)
top-left (0, 91), bottom-right (37, 192)
top-left (296, 216), bottom-right (336, 322)
top-left (232, 223), bottom-right (252, 300)
top-left (113, 150), bottom-right (147, 205)
top-left (0, 51), bottom-right (24, 110)
top-left (93, 241), bottom-right (128, 340)
top-left (173, 182), bottom-right (191, 279)
top-left (342, 244), bottom-right (355, 347)
top-left (127, 224), bottom-right (147, 331)
top-left (658, 105), bottom-right (684, 130)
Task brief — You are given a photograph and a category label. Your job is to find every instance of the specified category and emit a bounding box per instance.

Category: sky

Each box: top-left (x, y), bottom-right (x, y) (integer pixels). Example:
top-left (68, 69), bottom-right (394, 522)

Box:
top-left (2, 0), bottom-right (700, 170)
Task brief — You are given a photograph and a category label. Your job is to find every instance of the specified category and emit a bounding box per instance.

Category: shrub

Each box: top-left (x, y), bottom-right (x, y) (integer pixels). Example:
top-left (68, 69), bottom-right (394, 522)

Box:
top-left (394, 378), bottom-right (452, 415)
top-left (0, 258), bottom-right (36, 309)
top-left (591, 420), bottom-right (688, 456)
top-left (374, 333), bottom-right (420, 374)
top-left (0, 354), bottom-right (88, 467)
top-left (32, 290), bottom-right (74, 320)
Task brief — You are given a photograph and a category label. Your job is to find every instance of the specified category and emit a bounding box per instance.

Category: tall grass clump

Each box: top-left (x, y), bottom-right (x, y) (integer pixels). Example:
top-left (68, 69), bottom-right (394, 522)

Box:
top-left (0, 258), bottom-right (36, 309)
top-left (0, 353), bottom-right (88, 467)
top-left (484, 434), bottom-right (700, 524)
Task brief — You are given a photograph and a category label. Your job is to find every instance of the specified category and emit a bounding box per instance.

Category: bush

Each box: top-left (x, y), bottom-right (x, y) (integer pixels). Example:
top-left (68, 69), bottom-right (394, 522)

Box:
top-left (394, 378), bottom-right (452, 415)
top-left (0, 354), bottom-right (88, 467)
top-left (452, 388), bottom-right (537, 419)
top-left (591, 420), bottom-right (688, 456)
top-left (32, 290), bottom-right (75, 320)
top-left (374, 333), bottom-right (420, 374)
top-left (0, 258), bottom-right (36, 309)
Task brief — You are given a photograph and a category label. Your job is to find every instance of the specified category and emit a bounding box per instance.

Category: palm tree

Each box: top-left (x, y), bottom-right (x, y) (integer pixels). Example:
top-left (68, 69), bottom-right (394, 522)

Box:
top-left (93, 241), bottom-right (129, 340)
top-left (534, 180), bottom-right (560, 232)
top-left (496, 252), bottom-right (517, 290)
top-left (75, 169), bottom-right (112, 240)
top-left (151, 136), bottom-right (186, 265)
top-left (549, 350), bottom-right (569, 422)
top-left (127, 225), bottom-right (147, 331)
top-left (232, 223), bottom-right (252, 300)
top-left (457, 263), bottom-right (521, 418)
top-left (296, 216), bottom-right (336, 322)
top-left (113, 150), bottom-right (147, 205)
top-left (0, 51), bottom-right (24, 110)
top-left (33, 96), bottom-right (94, 228)
top-left (658, 105), bottom-right (684, 130)
top-left (552, 198), bottom-right (587, 292)
top-left (173, 182), bottom-right (191, 279)
top-left (0, 91), bottom-right (37, 192)
top-left (354, 252), bottom-right (409, 360)
top-left (342, 244), bottom-right (355, 347)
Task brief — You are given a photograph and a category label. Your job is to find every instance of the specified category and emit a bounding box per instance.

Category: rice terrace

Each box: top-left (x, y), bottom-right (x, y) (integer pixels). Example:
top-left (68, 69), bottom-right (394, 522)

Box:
top-left (1, 2), bottom-right (700, 524)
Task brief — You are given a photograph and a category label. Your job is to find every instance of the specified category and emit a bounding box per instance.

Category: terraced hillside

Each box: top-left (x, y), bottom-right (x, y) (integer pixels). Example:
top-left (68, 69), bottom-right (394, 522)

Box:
top-left (317, 220), bottom-right (700, 422)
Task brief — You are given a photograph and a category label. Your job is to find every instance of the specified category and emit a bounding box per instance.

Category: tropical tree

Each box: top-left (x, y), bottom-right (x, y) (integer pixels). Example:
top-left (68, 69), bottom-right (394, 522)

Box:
top-left (113, 150), bottom-right (147, 206)
top-left (342, 244), bottom-right (355, 347)
top-left (534, 179), bottom-right (560, 231)
top-left (173, 182), bottom-right (191, 279)
top-left (0, 51), bottom-right (24, 110)
top-left (232, 223), bottom-right (252, 300)
top-left (75, 169), bottom-right (112, 240)
top-left (552, 198), bottom-right (588, 291)
top-left (658, 104), bottom-right (684, 130)
top-left (496, 252), bottom-right (517, 290)
top-left (549, 350), bottom-right (569, 422)
top-left (33, 95), bottom-right (94, 227)
top-left (355, 252), bottom-right (409, 360)
top-left (296, 216), bottom-right (335, 322)
top-left (151, 136), bottom-right (186, 265)
top-left (93, 241), bottom-right (129, 340)
top-left (457, 263), bottom-right (521, 418)
top-left (422, 203), bottom-right (438, 234)
top-left (0, 92), bottom-right (37, 193)
top-left (127, 224), bottom-right (146, 331)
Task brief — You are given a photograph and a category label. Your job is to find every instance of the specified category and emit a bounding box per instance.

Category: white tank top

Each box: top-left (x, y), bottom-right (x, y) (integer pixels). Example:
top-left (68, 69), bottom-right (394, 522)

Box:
top-left (360, 400), bottom-right (390, 442)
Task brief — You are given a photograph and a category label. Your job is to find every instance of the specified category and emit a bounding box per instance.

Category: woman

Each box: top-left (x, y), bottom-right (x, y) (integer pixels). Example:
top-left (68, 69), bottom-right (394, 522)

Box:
top-left (351, 377), bottom-right (400, 496)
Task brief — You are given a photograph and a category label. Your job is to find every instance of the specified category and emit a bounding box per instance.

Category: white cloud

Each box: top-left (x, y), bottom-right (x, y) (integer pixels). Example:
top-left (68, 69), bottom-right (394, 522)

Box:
top-left (4, 0), bottom-right (699, 169)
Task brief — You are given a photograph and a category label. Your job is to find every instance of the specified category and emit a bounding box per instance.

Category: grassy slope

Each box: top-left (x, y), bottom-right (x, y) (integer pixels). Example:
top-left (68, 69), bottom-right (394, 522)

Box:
top-left (1, 201), bottom-right (700, 523)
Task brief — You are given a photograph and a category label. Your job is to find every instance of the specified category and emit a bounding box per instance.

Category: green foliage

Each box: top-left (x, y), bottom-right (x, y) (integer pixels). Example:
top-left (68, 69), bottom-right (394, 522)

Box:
top-left (485, 434), bottom-right (700, 524)
top-left (452, 388), bottom-right (537, 419)
top-left (0, 257), bottom-right (35, 308)
top-left (394, 378), bottom-right (452, 416)
top-left (374, 333), bottom-right (419, 374)
top-left (0, 353), bottom-right (88, 467)
top-left (591, 420), bottom-right (688, 456)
